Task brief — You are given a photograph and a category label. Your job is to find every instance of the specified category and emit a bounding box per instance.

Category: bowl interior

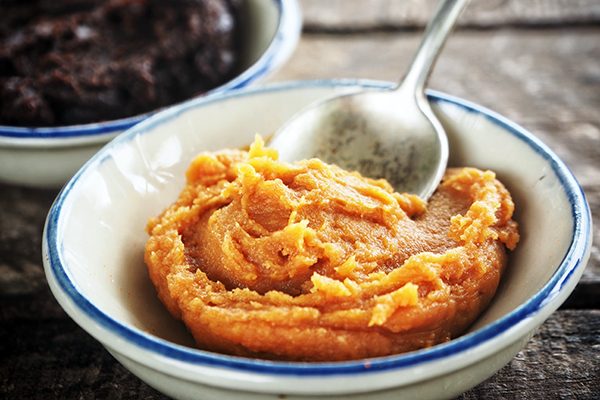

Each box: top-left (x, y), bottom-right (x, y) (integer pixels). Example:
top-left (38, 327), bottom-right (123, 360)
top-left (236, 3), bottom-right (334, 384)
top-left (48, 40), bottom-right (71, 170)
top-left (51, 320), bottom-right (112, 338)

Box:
top-left (238, 0), bottom-right (282, 72)
top-left (434, 98), bottom-right (577, 333)
top-left (51, 81), bottom-right (582, 354)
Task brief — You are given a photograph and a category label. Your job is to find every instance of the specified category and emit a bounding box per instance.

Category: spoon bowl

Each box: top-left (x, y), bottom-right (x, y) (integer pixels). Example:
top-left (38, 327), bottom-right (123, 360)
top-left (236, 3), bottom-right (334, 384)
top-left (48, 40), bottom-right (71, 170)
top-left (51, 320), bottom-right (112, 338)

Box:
top-left (271, 82), bottom-right (448, 199)
top-left (269, 0), bottom-right (469, 199)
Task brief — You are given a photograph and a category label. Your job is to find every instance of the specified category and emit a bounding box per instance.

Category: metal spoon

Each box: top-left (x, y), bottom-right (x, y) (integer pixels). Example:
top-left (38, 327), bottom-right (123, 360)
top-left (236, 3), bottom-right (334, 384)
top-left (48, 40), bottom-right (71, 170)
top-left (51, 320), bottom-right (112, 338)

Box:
top-left (268, 0), bottom-right (469, 200)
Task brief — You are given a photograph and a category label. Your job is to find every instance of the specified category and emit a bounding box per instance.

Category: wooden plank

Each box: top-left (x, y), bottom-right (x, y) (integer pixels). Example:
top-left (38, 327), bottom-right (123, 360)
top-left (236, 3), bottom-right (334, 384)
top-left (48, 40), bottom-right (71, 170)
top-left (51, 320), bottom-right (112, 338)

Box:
top-left (0, 184), bottom-right (58, 297)
top-left (266, 27), bottom-right (600, 284)
top-left (1, 292), bottom-right (597, 398)
top-left (299, 0), bottom-right (600, 31)
top-left (456, 309), bottom-right (600, 399)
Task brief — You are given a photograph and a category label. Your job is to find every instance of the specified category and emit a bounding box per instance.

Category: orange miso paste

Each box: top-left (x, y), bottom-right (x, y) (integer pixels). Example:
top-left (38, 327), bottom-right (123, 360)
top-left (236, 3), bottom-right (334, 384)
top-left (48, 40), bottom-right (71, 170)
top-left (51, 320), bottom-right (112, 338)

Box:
top-left (145, 136), bottom-right (519, 361)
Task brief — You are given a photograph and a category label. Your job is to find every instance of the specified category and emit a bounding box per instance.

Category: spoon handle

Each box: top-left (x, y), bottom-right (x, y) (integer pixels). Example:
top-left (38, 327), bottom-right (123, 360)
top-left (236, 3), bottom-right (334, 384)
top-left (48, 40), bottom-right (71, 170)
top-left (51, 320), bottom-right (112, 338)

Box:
top-left (400, 0), bottom-right (470, 95)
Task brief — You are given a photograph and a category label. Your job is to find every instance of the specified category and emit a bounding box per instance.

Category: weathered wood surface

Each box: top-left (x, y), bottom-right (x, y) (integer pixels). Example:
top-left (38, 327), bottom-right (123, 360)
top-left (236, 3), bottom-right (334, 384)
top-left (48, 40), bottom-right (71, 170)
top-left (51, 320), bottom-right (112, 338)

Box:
top-left (1, 1), bottom-right (599, 398)
top-left (2, 286), bottom-right (599, 399)
top-left (299, 0), bottom-right (600, 31)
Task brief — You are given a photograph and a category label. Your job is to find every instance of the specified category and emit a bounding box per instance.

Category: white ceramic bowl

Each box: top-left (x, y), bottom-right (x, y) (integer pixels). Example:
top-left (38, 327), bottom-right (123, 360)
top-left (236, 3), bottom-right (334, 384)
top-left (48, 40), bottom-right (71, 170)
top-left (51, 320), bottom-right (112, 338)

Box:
top-left (0, 0), bottom-right (301, 188)
top-left (43, 80), bottom-right (592, 400)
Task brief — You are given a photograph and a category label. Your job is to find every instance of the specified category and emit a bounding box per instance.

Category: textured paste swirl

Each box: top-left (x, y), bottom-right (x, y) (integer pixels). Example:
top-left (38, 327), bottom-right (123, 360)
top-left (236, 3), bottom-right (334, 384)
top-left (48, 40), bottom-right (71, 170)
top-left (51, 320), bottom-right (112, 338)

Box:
top-left (145, 136), bottom-right (519, 361)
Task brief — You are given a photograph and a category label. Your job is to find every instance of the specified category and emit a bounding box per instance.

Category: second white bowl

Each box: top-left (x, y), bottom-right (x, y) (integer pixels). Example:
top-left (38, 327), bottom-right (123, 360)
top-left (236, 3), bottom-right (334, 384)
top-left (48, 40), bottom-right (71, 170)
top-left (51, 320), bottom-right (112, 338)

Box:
top-left (0, 0), bottom-right (302, 188)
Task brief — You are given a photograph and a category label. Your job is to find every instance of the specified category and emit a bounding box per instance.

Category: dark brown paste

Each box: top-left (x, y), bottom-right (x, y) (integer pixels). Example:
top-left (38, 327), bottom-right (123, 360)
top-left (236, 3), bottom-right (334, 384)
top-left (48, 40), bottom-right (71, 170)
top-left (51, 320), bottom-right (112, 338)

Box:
top-left (0, 0), bottom-right (240, 127)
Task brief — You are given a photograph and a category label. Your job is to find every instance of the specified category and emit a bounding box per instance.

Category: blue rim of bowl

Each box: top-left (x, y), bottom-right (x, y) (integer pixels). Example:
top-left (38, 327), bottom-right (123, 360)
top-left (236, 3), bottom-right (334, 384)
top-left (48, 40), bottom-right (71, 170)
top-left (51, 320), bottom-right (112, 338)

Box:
top-left (45, 79), bottom-right (592, 377)
top-left (0, 0), bottom-right (301, 140)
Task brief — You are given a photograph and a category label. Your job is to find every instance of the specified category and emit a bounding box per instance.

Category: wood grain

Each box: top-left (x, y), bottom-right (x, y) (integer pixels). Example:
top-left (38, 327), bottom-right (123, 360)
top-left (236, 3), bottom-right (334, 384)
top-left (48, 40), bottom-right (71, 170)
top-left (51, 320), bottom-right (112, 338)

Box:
top-left (299, 0), bottom-right (600, 31)
top-left (1, 289), bottom-right (598, 399)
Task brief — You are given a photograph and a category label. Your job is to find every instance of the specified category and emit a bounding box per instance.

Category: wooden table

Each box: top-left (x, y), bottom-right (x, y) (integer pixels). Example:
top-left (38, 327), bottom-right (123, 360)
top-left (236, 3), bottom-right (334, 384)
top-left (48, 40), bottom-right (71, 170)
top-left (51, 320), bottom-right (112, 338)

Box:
top-left (1, 0), bottom-right (599, 398)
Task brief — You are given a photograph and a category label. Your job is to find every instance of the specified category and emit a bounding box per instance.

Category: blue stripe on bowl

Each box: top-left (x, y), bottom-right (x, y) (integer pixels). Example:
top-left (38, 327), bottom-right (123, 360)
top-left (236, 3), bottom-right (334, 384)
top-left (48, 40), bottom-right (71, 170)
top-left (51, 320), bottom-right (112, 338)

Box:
top-left (44, 79), bottom-right (592, 377)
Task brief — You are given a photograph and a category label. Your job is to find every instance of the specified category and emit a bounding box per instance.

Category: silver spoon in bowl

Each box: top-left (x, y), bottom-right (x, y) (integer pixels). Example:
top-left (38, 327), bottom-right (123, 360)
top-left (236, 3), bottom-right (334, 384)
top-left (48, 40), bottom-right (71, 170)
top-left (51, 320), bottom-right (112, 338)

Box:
top-left (268, 0), bottom-right (470, 200)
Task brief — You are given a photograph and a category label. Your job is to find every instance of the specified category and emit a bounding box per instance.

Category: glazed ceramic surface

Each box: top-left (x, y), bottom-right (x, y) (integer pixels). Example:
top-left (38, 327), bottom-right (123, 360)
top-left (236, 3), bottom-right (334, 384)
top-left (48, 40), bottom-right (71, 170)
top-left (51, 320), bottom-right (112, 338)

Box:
top-left (43, 80), bottom-right (592, 400)
top-left (0, 0), bottom-right (301, 188)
